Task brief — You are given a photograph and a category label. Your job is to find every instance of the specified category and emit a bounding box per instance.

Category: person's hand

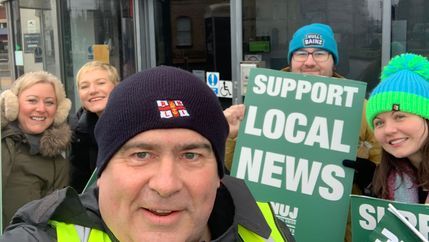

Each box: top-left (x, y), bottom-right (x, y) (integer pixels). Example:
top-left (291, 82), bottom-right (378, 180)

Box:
top-left (224, 104), bottom-right (245, 139)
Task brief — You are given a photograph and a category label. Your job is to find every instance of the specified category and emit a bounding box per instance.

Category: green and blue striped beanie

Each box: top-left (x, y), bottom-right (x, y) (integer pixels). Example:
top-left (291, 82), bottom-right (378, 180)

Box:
top-left (366, 53), bottom-right (429, 129)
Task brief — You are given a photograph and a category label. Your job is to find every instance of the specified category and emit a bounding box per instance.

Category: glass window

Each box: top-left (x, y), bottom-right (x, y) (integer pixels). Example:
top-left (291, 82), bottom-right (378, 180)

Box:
top-left (391, 0), bottom-right (429, 58)
top-left (8, 0), bottom-right (60, 80)
top-left (154, 0), bottom-right (231, 108)
top-left (60, 0), bottom-right (135, 113)
top-left (0, 5), bottom-right (11, 91)
top-left (242, 0), bottom-right (383, 96)
top-left (176, 16), bottom-right (192, 47)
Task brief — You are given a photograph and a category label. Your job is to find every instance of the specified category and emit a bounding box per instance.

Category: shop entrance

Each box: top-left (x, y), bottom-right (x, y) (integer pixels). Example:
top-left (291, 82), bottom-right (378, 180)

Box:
top-left (153, 0), bottom-right (232, 109)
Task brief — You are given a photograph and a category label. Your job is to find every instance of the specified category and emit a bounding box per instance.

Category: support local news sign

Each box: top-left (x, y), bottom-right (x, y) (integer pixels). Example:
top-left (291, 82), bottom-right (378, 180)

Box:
top-left (230, 68), bottom-right (366, 241)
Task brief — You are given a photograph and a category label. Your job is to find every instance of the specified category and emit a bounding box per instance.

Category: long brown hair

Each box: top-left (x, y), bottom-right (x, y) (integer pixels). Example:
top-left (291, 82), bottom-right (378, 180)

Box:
top-left (372, 119), bottom-right (429, 199)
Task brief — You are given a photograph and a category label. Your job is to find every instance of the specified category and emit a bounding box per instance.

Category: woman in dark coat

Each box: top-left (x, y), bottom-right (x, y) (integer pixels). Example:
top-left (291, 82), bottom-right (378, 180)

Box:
top-left (69, 61), bottom-right (119, 192)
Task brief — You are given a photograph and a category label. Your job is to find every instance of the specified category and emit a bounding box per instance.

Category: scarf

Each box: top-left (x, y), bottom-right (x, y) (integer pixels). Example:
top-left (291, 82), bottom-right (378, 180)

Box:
top-left (387, 162), bottom-right (419, 203)
top-left (9, 121), bottom-right (42, 155)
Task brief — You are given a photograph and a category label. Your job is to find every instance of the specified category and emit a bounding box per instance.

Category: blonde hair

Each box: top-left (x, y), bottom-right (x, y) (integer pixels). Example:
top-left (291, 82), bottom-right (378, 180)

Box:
top-left (76, 61), bottom-right (119, 88)
top-left (13, 71), bottom-right (66, 103)
top-left (2, 71), bottom-right (71, 125)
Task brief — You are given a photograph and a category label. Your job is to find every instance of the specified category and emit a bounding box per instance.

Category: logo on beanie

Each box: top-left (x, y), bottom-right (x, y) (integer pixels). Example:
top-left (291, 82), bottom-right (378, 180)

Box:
top-left (303, 33), bottom-right (324, 47)
top-left (157, 100), bottom-right (190, 118)
top-left (392, 104), bottom-right (400, 111)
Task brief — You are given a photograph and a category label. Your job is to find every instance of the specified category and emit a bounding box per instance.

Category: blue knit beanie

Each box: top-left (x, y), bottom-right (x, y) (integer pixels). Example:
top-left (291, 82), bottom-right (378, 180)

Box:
top-left (95, 66), bottom-right (229, 178)
top-left (288, 23), bottom-right (339, 64)
top-left (366, 53), bottom-right (429, 129)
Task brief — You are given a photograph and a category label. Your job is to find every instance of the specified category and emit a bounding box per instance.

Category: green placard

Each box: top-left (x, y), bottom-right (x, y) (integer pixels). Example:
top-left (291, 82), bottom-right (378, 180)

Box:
top-left (351, 195), bottom-right (429, 241)
top-left (230, 68), bottom-right (366, 241)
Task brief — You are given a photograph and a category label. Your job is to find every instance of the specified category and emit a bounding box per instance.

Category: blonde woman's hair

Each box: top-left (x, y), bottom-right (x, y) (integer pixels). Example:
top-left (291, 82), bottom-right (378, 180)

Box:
top-left (2, 71), bottom-right (71, 125)
top-left (76, 61), bottom-right (119, 88)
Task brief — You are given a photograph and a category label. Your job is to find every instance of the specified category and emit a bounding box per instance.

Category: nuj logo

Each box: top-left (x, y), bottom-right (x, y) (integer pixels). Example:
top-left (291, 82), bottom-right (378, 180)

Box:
top-left (270, 201), bottom-right (298, 235)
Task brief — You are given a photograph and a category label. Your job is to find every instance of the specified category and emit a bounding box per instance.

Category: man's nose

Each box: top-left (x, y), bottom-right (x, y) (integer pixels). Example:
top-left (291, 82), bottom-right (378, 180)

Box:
top-left (304, 54), bottom-right (317, 65)
top-left (148, 158), bottom-right (183, 198)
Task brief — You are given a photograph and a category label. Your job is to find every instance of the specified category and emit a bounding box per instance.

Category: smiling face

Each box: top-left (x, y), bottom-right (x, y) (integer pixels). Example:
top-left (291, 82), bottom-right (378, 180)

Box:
top-left (373, 111), bottom-right (428, 166)
top-left (18, 83), bottom-right (57, 134)
top-left (97, 128), bottom-right (220, 242)
top-left (78, 69), bottom-right (116, 115)
top-left (17, 82), bottom-right (57, 134)
top-left (290, 47), bottom-right (334, 77)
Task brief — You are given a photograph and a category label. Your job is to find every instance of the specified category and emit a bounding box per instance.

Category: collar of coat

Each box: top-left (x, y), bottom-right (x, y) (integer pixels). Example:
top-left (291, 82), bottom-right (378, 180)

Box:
top-left (1, 119), bottom-right (71, 158)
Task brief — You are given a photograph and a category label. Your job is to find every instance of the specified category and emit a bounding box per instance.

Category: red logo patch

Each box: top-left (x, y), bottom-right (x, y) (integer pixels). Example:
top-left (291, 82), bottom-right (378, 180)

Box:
top-left (157, 100), bottom-right (190, 118)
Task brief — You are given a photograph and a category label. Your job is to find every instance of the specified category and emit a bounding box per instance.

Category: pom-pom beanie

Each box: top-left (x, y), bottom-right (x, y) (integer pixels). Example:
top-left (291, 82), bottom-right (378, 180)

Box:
top-left (366, 53), bottom-right (429, 129)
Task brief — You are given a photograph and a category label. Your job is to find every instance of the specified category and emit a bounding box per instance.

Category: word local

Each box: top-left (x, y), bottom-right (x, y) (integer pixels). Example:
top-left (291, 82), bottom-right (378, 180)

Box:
top-left (244, 106), bottom-right (350, 153)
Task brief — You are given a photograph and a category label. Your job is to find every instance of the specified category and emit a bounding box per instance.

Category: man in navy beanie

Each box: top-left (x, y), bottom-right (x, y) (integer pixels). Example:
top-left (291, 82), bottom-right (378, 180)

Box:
top-left (1, 66), bottom-right (294, 242)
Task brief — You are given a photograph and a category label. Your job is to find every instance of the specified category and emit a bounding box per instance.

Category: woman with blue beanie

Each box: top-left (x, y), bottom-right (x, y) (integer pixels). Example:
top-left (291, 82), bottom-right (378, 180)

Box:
top-left (367, 53), bottom-right (429, 203)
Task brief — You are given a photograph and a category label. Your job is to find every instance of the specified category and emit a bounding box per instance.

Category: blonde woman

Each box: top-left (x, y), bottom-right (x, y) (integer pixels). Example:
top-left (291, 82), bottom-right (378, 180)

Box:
top-left (69, 61), bottom-right (119, 192)
top-left (1, 71), bottom-right (71, 229)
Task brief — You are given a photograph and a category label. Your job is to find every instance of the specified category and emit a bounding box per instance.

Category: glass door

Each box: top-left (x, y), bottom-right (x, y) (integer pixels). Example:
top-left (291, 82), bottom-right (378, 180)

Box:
top-left (391, 0), bottom-right (429, 57)
top-left (153, 0), bottom-right (232, 109)
top-left (9, 0), bottom-right (60, 78)
top-left (59, 0), bottom-right (135, 112)
top-left (241, 0), bottom-right (383, 97)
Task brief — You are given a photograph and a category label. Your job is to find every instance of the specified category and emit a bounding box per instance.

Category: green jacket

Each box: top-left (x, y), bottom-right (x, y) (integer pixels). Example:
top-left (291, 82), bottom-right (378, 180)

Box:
top-left (2, 122), bottom-right (70, 230)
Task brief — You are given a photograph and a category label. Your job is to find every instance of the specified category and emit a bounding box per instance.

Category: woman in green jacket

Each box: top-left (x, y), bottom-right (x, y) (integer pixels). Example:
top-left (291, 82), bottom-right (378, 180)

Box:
top-left (1, 71), bottom-right (71, 230)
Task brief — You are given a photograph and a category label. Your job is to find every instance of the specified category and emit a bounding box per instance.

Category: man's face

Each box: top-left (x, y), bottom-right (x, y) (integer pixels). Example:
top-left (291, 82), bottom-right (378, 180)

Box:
top-left (97, 128), bottom-right (220, 242)
top-left (290, 47), bottom-right (335, 77)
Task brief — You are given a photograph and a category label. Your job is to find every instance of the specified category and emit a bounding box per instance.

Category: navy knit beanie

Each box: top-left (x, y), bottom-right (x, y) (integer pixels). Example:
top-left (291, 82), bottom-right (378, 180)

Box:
top-left (95, 66), bottom-right (229, 178)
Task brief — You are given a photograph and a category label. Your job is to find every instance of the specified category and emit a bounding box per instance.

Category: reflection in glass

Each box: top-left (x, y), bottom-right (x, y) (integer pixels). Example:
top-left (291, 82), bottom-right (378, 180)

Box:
top-left (242, 0), bottom-right (382, 96)
top-left (60, 0), bottom-right (135, 113)
top-left (392, 0), bottom-right (429, 58)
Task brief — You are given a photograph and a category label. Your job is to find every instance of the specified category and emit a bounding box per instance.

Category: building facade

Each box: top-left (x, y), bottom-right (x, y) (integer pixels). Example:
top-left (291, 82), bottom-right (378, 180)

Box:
top-left (0, 0), bottom-right (427, 112)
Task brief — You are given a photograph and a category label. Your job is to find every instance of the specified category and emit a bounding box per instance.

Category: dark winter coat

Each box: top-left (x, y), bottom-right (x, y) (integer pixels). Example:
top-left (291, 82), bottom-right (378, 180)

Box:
top-left (69, 108), bottom-right (99, 193)
top-left (2, 119), bottom-right (70, 230)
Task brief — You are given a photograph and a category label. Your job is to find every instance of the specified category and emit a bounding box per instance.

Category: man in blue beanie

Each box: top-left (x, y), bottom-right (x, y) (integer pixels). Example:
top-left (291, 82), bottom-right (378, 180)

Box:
top-left (284, 23), bottom-right (339, 76)
top-left (224, 23), bottom-right (345, 169)
top-left (223, 23), bottom-right (380, 242)
top-left (226, 23), bottom-right (380, 186)
top-left (1, 66), bottom-right (295, 242)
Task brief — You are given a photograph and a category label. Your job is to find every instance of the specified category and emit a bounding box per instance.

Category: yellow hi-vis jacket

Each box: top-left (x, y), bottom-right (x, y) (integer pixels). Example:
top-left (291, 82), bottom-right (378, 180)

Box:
top-left (49, 202), bottom-right (287, 242)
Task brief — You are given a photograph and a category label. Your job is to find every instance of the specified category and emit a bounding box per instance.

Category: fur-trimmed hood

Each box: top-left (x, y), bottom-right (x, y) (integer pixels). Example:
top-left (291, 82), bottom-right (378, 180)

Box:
top-left (1, 91), bottom-right (71, 157)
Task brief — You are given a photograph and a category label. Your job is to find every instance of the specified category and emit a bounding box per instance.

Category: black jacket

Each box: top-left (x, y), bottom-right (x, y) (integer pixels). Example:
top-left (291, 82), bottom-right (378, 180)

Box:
top-left (1, 176), bottom-right (295, 242)
top-left (69, 108), bottom-right (99, 193)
